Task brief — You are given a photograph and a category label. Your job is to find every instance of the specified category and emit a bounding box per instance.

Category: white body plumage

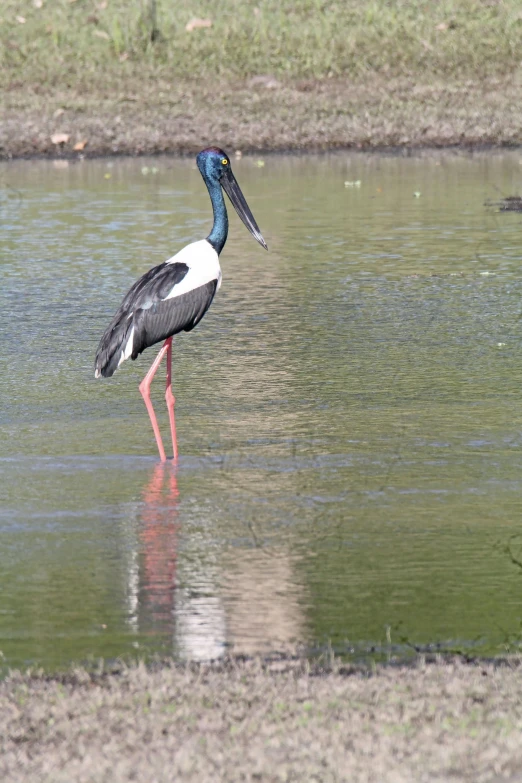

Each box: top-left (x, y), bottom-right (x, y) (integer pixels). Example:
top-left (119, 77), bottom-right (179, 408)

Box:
top-left (164, 239), bottom-right (222, 298)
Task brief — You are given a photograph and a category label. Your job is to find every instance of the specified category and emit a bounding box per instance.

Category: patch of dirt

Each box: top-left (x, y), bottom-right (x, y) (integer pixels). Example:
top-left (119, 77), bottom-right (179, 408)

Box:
top-left (2, 76), bottom-right (522, 158)
top-left (2, 656), bottom-right (522, 782)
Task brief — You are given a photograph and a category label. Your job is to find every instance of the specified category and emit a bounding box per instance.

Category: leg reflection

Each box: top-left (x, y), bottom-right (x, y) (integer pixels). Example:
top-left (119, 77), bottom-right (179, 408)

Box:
top-left (138, 463), bottom-right (179, 636)
top-left (128, 463), bottom-right (227, 661)
top-left (135, 464), bottom-right (226, 662)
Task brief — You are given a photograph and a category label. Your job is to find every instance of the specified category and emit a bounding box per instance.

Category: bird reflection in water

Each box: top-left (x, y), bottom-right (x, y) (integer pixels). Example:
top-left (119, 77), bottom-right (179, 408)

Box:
top-left (132, 464), bottom-right (304, 660)
top-left (136, 463), bottom-right (179, 641)
top-left (131, 463), bottom-right (227, 661)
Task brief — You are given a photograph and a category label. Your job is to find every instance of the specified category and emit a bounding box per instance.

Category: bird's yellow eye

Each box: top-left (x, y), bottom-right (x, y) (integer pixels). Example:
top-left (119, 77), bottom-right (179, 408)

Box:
top-left (221, 158), bottom-right (228, 165)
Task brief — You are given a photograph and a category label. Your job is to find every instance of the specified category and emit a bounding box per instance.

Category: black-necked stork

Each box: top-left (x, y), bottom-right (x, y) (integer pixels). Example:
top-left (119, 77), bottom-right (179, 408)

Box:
top-left (94, 147), bottom-right (267, 461)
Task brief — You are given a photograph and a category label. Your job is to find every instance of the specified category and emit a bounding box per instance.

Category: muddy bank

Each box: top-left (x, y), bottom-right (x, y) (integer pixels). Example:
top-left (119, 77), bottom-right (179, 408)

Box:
top-left (2, 76), bottom-right (522, 159)
top-left (2, 656), bottom-right (522, 782)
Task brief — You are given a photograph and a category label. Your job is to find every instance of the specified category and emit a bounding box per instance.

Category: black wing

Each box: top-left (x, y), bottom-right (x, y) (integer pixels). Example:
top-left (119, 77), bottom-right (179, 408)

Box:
top-left (103, 261), bottom-right (190, 334)
top-left (130, 279), bottom-right (218, 358)
top-left (95, 261), bottom-right (217, 378)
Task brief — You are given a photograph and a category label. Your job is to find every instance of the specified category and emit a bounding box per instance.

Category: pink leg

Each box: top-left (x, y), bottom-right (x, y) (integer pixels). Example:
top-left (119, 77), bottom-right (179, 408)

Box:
top-left (139, 340), bottom-right (171, 462)
top-left (165, 338), bottom-right (178, 461)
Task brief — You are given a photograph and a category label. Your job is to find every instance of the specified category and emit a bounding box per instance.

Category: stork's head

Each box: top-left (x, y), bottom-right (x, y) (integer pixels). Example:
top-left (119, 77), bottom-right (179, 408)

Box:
top-left (196, 147), bottom-right (230, 182)
top-left (196, 147), bottom-right (268, 250)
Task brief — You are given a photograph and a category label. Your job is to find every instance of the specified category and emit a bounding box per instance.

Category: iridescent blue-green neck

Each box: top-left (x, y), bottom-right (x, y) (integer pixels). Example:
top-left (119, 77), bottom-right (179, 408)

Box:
top-left (205, 178), bottom-right (228, 255)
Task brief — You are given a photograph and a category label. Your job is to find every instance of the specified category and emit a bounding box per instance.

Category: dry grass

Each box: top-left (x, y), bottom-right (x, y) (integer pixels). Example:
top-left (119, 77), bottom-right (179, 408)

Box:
top-left (2, 656), bottom-right (522, 782)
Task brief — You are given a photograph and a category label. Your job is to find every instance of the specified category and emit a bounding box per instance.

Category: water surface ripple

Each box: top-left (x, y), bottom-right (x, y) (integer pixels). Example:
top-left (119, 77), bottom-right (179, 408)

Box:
top-left (1, 152), bottom-right (522, 670)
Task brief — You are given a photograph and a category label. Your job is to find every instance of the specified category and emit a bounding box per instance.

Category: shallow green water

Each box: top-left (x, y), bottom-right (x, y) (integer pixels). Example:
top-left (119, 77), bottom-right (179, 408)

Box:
top-left (1, 151), bottom-right (522, 671)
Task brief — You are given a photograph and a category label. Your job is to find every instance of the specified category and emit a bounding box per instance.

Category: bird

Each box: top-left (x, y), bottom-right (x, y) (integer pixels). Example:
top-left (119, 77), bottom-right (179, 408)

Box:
top-left (94, 147), bottom-right (267, 462)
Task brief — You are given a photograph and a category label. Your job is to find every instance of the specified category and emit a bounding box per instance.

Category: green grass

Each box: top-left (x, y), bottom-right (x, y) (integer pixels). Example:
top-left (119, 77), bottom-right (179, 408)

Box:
top-left (2, 0), bottom-right (522, 90)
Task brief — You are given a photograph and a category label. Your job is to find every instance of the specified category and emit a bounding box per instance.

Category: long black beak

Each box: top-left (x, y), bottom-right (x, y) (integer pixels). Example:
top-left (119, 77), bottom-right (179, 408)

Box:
top-left (221, 167), bottom-right (268, 250)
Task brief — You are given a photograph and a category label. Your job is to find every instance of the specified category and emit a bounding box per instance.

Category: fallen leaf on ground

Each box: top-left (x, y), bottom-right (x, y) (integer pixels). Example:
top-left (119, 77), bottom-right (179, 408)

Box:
top-left (53, 108), bottom-right (65, 119)
top-left (33, 0), bottom-right (43, 8)
top-left (50, 132), bottom-right (70, 145)
top-left (93, 29), bottom-right (110, 40)
top-left (185, 18), bottom-right (212, 31)
top-left (436, 22), bottom-right (449, 30)
top-left (73, 140), bottom-right (88, 151)
top-left (247, 75), bottom-right (281, 89)
top-left (16, 15), bottom-right (26, 23)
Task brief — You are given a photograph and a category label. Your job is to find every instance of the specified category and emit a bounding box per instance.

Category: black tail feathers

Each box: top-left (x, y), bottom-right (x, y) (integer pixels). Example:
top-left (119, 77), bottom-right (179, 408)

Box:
top-left (94, 315), bottom-right (133, 378)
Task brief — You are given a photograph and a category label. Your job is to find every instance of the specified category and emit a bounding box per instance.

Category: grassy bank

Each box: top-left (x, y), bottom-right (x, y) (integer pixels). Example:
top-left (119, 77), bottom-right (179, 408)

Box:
top-left (3, 0), bottom-right (522, 83)
top-left (2, 656), bottom-right (522, 782)
top-left (2, 1), bottom-right (522, 156)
